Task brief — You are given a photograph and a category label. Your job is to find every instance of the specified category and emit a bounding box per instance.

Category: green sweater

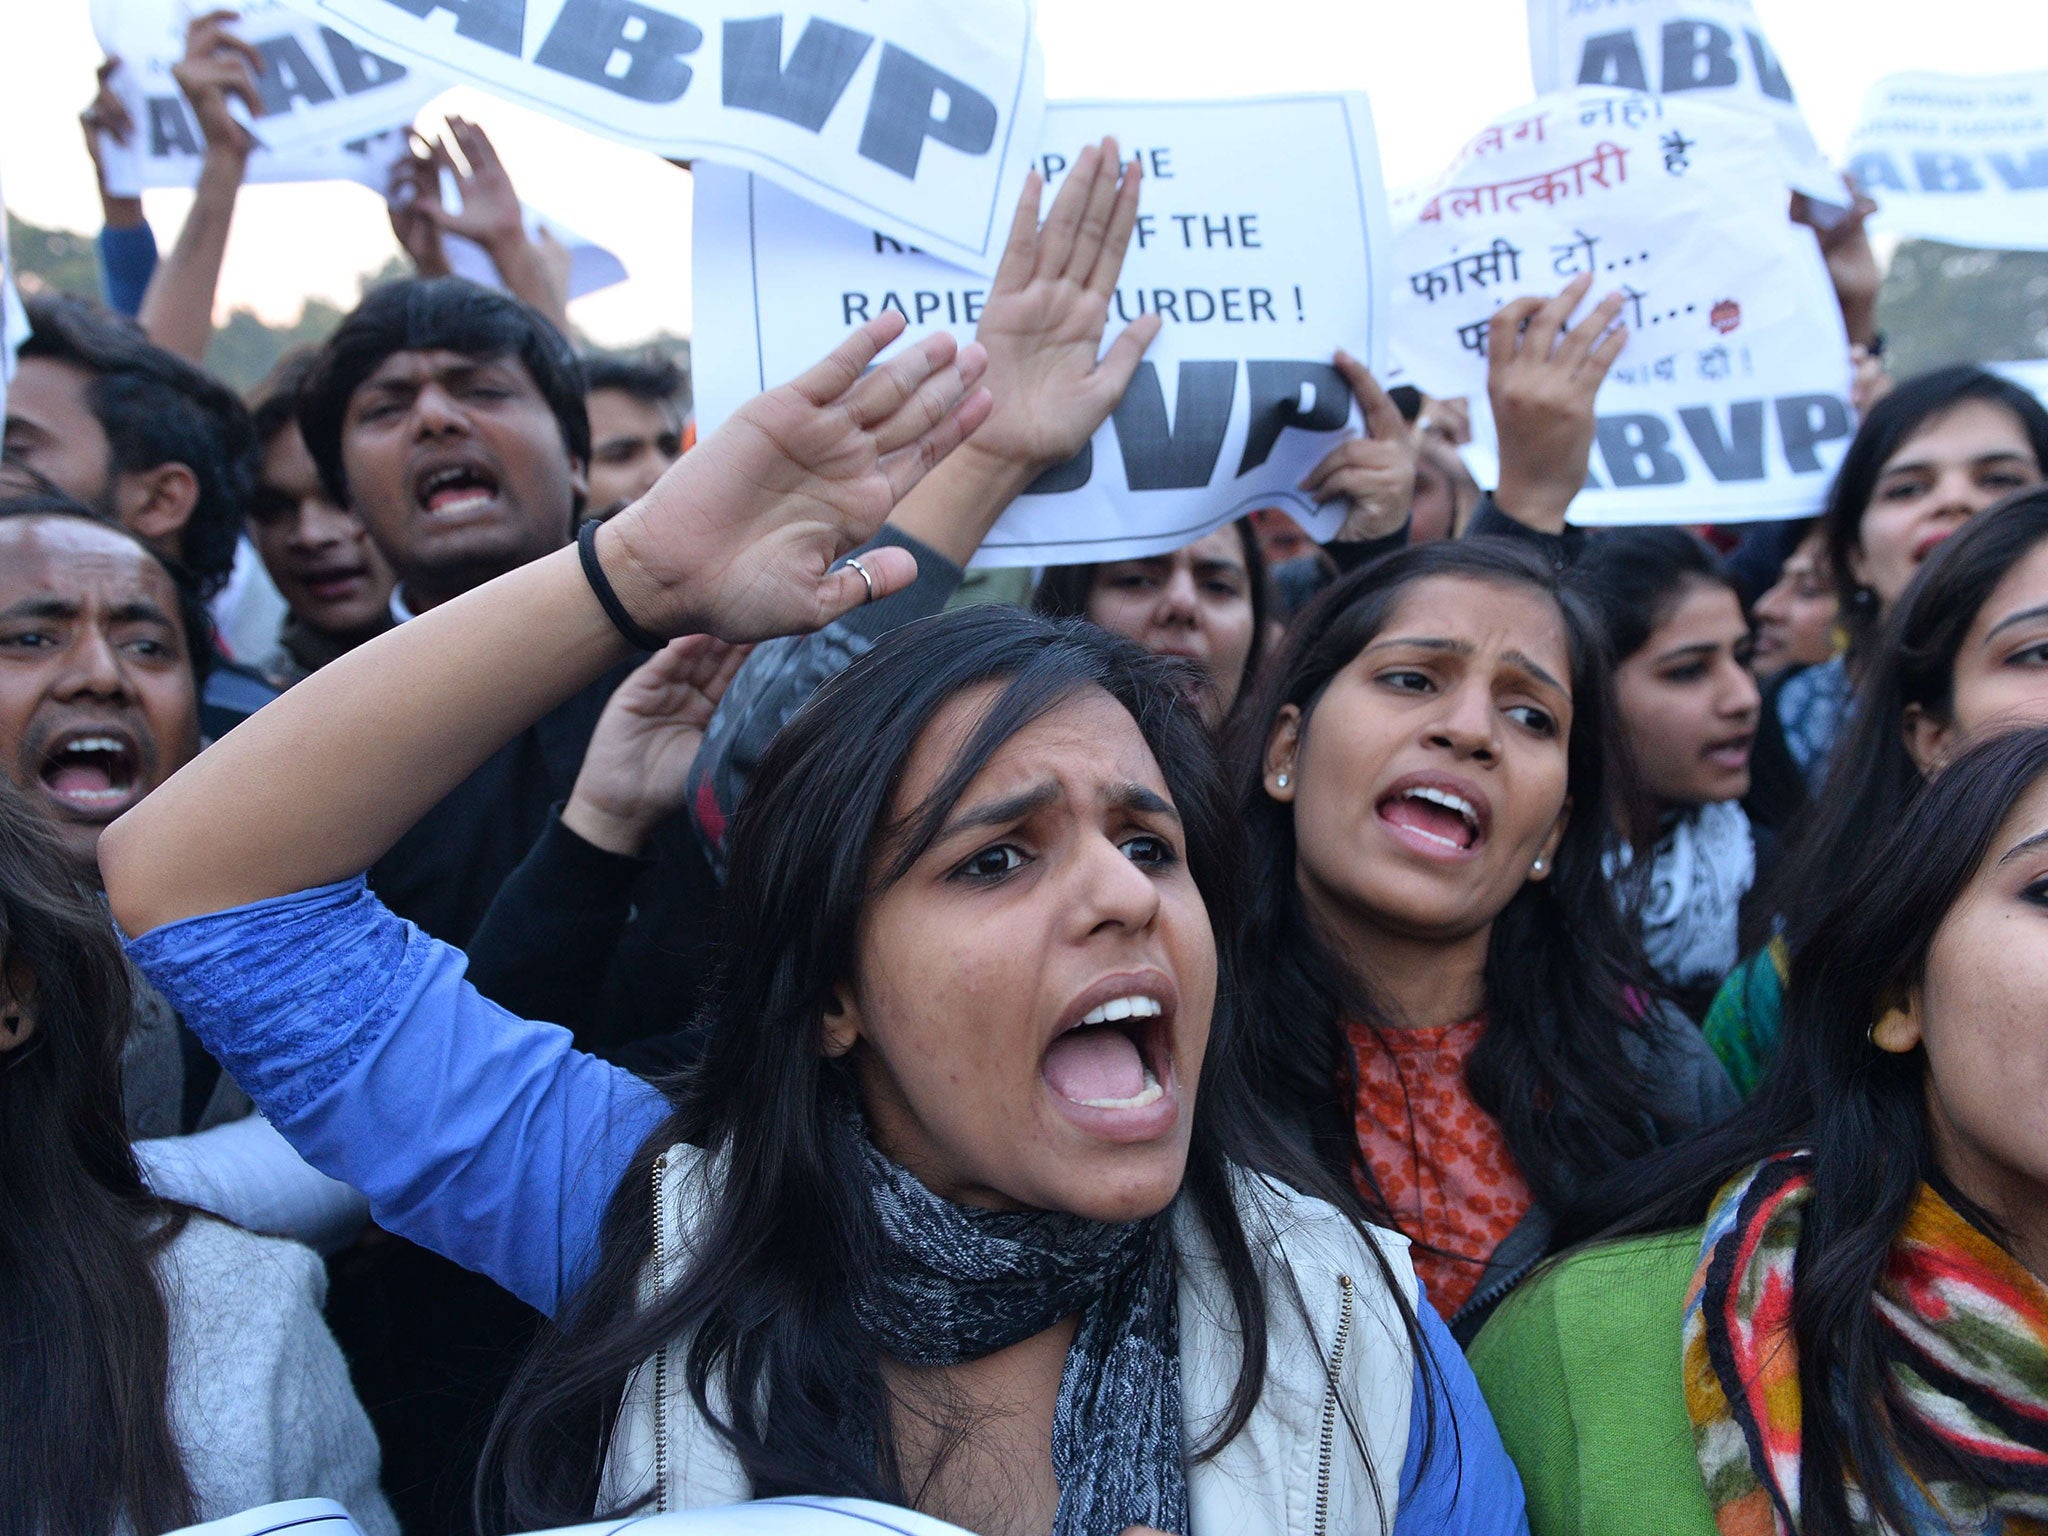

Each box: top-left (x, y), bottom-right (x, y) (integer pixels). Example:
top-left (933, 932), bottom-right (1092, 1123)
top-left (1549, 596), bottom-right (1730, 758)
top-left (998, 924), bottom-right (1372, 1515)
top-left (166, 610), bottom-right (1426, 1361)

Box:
top-left (1466, 1230), bottom-right (1717, 1536)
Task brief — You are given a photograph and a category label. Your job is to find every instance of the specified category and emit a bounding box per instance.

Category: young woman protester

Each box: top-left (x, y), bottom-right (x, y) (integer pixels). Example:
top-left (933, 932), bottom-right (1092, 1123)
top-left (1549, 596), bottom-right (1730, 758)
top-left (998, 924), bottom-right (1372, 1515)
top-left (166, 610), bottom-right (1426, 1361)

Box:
top-left (1567, 530), bottom-right (1763, 1017)
top-left (1232, 539), bottom-right (1739, 1343)
top-left (100, 315), bottom-right (1527, 1535)
top-left (1706, 486), bottom-right (2048, 1095)
top-left (1471, 723), bottom-right (2048, 1536)
top-left (0, 781), bottom-right (394, 1535)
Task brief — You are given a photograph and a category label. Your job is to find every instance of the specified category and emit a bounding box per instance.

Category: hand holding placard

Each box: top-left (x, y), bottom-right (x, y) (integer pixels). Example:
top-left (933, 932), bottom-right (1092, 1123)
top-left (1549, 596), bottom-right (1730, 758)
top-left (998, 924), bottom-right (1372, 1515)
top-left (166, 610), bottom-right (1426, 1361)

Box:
top-left (1299, 354), bottom-right (1419, 542)
top-left (1488, 274), bottom-right (1631, 535)
top-left (173, 10), bottom-right (265, 159)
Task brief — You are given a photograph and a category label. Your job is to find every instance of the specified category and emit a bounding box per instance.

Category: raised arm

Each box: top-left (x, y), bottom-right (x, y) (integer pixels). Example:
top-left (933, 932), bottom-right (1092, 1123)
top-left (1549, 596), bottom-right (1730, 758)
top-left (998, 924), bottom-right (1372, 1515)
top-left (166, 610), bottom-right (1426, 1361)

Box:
top-left (137, 11), bottom-right (258, 364)
top-left (100, 313), bottom-right (989, 936)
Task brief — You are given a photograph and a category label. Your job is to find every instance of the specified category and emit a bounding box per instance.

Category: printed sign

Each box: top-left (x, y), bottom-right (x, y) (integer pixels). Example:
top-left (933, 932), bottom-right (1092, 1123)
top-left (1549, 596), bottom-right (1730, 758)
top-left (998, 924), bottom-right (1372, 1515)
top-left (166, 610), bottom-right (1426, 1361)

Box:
top-left (1389, 90), bottom-right (1852, 525)
top-left (1845, 73), bottom-right (2048, 253)
top-left (297, 0), bottom-right (1044, 275)
top-left (88, 0), bottom-right (439, 193)
top-left (1527, 0), bottom-right (1842, 203)
top-left (1, 173), bottom-right (25, 433)
top-left (693, 95), bottom-right (1391, 569)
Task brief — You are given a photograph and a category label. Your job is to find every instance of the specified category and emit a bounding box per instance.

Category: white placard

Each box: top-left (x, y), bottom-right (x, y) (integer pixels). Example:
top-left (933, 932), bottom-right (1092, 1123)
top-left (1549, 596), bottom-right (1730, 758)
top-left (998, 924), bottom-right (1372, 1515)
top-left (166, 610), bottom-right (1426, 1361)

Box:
top-left (1845, 73), bottom-right (2048, 253)
top-left (1527, 0), bottom-right (1843, 204)
top-left (1, 173), bottom-right (25, 433)
top-left (443, 203), bottom-right (629, 299)
top-left (1388, 90), bottom-right (1851, 526)
top-left (296, 0), bottom-right (1044, 277)
top-left (1992, 359), bottom-right (2048, 406)
top-left (169, 1495), bottom-right (971, 1536)
top-left (694, 95), bottom-right (1391, 569)
top-left (89, 0), bottom-right (440, 192)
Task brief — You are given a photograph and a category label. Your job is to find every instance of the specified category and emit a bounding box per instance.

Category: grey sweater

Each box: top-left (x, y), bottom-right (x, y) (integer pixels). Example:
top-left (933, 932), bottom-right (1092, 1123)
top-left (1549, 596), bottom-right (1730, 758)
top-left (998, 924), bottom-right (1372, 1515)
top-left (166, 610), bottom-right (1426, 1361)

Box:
top-left (155, 1216), bottom-right (397, 1535)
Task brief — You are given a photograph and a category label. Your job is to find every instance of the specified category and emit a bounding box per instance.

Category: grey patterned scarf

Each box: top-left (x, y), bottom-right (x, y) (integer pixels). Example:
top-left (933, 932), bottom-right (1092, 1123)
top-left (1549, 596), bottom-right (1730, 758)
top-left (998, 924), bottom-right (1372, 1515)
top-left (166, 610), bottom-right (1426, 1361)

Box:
top-left (840, 1113), bottom-right (1188, 1536)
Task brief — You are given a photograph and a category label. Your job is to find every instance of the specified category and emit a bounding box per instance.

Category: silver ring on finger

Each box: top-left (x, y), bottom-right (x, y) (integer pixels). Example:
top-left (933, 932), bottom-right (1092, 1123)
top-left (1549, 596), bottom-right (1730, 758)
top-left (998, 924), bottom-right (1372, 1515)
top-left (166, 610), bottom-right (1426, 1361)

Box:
top-left (843, 555), bottom-right (876, 604)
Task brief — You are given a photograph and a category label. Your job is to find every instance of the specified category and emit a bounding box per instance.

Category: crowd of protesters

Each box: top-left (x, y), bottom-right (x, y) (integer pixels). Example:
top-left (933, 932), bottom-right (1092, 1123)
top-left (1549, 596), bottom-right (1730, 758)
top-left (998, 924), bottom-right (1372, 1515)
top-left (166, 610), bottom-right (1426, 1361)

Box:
top-left (4, 13), bottom-right (2048, 1536)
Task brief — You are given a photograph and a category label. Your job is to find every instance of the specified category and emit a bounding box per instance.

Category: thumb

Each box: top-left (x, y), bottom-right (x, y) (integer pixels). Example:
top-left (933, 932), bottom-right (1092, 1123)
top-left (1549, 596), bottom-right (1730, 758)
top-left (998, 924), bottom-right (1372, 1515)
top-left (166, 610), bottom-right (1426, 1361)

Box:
top-left (814, 545), bottom-right (919, 628)
top-left (1335, 349), bottom-right (1404, 441)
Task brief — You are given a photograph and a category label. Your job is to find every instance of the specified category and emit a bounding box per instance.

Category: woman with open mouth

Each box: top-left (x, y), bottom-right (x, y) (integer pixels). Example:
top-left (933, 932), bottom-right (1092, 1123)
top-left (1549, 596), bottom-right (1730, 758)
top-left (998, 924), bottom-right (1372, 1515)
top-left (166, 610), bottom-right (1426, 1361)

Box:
top-left (1568, 529), bottom-right (1763, 1020)
top-left (101, 318), bottom-right (1525, 1535)
top-left (1233, 540), bottom-right (1738, 1342)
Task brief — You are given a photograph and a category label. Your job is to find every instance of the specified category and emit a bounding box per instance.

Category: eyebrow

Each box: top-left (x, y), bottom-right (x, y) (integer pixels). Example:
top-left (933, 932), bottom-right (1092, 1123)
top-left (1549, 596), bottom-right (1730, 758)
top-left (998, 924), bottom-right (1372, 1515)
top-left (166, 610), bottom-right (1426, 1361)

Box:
top-left (1878, 451), bottom-right (2037, 479)
top-left (1365, 634), bottom-right (1568, 696)
top-left (0, 596), bottom-right (173, 628)
top-left (1654, 641), bottom-right (1723, 665)
top-left (1982, 602), bottom-right (2048, 647)
top-left (1998, 827), bottom-right (2048, 866)
top-left (935, 777), bottom-right (1181, 841)
top-left (1192, 558), bottom-right (1247, 579)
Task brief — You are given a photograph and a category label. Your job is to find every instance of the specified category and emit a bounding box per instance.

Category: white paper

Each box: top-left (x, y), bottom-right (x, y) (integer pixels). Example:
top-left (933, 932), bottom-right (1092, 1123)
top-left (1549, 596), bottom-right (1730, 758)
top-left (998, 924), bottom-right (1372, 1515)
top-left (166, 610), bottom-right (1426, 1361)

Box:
top-left (695, 95), bottom-right (1391, 569)
top-left (443, 204), bottom-right (629, 299)
top-left (297, 0), bottom-right (1043, 276)
top-left (1, 171), bottom-right (26, 433)
top-left (1845, 72), bottom-right (2048, 253)
top-left (1526, 0), bottom-right (1843, 204)
top-left (1991, 358), bottom-right (2048, 406)
top-left (170, 1496), bottom-right (970, 1536)
top-left (1388, 90), bottom-right (1852, 526)
top-left (88, 0), bottom-right (440, 192)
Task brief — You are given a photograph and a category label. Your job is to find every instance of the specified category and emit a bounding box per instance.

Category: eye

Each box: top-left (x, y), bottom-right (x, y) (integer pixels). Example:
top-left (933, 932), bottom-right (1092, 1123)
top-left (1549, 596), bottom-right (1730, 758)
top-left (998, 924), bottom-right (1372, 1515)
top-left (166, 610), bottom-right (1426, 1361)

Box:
top-left (0, 629), bottom-right (54, 651)
top-left (1880, 480), bottom-right (1927, 502)
top-left (2006, 639), bottom-right (2048, 668)
top-left (122, 637), bottom-right (173, 659)
top-left (357, 400), bottom-right (404, 424)
top-left (2023, 875), bottom-right (2048, 910)
top-left (1108, 571), bottom-right (1155, 591)
top-left (1376, 667), bottom-right (1434, 694)
top-left (1505, 703), bottom-right (1557, 736)
top-left (951, 843), bottom-right (1027, 882)
top-left (1660, 661), bottom-right (1710, 684)
top-left (1120, 833), bottom-right (1178, 868)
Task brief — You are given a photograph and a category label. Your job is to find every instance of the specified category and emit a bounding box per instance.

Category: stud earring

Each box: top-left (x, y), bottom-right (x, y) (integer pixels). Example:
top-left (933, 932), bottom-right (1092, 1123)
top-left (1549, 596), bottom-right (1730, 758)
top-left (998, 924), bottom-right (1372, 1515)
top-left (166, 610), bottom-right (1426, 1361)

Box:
top-left (1531, 857), bottom-right (1547, 875)
top-left (1275, 773), bottom-right (1290, 789)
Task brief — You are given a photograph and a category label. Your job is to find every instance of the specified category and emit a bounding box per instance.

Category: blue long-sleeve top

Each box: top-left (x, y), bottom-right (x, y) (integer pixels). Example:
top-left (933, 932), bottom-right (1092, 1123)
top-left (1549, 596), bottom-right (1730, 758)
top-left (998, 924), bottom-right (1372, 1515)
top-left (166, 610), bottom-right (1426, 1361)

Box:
top-left (126, 880), bottom-right (1527, 1536)
top-left (98, 222), bottom-right (159, 317)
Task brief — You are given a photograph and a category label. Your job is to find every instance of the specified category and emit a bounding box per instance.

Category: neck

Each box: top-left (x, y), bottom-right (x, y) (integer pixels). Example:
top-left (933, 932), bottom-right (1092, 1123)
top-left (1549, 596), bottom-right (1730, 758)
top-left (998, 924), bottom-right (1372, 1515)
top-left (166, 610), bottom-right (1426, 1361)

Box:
top-left (1931, 1111), bottom-right (2048, 1283)
top-left (1304, 880), bottom-right (1490, 1029)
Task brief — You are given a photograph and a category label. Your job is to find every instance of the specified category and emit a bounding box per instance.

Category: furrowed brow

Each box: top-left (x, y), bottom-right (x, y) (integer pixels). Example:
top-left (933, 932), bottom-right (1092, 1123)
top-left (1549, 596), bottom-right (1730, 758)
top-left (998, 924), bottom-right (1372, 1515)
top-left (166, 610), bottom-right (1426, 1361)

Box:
top-left (937, 780), bottom-right (1063, 840)
top-left (1503, 649), bottom-right (1568, 695)
top-left (0, 596), bottom-right (78, 621)
top-left (1107, 782), bottom-right (1181, 821)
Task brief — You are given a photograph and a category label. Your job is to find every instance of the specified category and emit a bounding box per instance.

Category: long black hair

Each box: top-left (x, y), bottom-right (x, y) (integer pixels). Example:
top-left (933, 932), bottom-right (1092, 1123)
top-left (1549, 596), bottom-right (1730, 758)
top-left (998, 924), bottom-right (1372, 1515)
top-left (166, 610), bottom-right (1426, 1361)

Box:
top-left (1032, 517), bottom-right (1271, 709)
top-left (480, 604), bottom-right (1429, 1529)
top-left (1587, 724), bottom-right (2048, 1536)
top-left (1766, 487), bottom-right (2048, 951)
top-left (1820, 366), bottom-right (2048, 652)
top-left (1226, 540), bottom-right (1668, 1228)
top-left (0, 779), bottom-right (196, 1534)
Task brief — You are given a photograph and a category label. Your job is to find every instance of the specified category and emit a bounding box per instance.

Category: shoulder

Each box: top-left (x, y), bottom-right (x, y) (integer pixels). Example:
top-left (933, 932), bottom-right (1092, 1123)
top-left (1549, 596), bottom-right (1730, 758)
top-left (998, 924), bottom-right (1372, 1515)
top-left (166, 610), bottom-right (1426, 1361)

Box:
top-left (156, 1214), bottom-right (327, 1318)
top-left (1223, 1167), bottom-right (1415, 1289)
top-left (1630, 1000), bottom-right (1742, 1121)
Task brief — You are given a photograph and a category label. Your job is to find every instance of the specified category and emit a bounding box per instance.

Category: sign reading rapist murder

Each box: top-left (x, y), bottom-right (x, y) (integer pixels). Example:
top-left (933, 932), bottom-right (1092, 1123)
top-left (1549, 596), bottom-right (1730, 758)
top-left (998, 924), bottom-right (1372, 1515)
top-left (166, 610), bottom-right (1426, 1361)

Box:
top-left (1527, 0), bottom-right (1841, 203)
top-left (1389, 90), bottom-right (1851, 526)
top-left (1845, 73), bottom-right (2048, 254)
top-left (88, 0), bottom-right (438, 194)
top-left (693, 95), bottom-right (1391, 569)
top-left (297, 0), bottom-right (1044, 276)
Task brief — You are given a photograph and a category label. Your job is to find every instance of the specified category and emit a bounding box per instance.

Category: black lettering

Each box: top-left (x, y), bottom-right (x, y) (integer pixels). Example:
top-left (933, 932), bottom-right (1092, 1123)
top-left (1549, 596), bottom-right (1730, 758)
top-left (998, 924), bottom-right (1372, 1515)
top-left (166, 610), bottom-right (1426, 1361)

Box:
top-left (1111, 361), bottom-right (1238, 491)
top-left (251, 34), bottom-right (336, 114)
top-left (1846, 151), bottom-right (1907, 194)
top-left (871, 233), bottom-right (922, 254)
top-left (963, 290), bottom-right (984, 324)
top-left (534, 0), bottom-right (701, 104)
top-left (1133, 213), bottom-right (1155, 250)
top-left (875, 290), bottom-right (909, 319)
top-left (1743, 28), bottom-right (1794, 102)
top-left (146, 96), bottom-right (203, 156)
top-left (1152, 289), bottom-right (1182, 322)
top-left (1023, 442), bottom-right (1092, 495)
top-left (1184, 289), bottom-right (1216, 323)
top-left (1039, 151), bottom-right (1067, 181)
top-left (1577, 29), bottom-right (1650, 91)
top-left (321, 27), bottom-right (410, 93)
top-left (378, 0), bottom-right (524, 56)
top-left (1238, 213), bottom-right (1260, 249)
top-left (1775, 393), bottom-right (1850, 473)
top-left (1147, 147), bottom-right (1172, 178)
top-left (1662, 19), bottom-right (1738, 91)
top-left (913, 291), bottom-right (942, 323)
top-left (1171, 213), bottom-right (1197, 246)
top-left (1597, 414), bottom-right (1686, 486)
top-left (721, 16), bottom-right (870, 131)
top-left (1237, 361), bottom-right (1348, 476)
top-left (1678, 402), bottom-right (1766, 482)
top-left (1220, 288), bottom-right (1244, 322)
top-left (1202, 214), bottom-right (1233, 248)
top-left (1248, 288), bottom-right (1275, 321)
top-left (857, 45), bottom-right (997, 179)
top-left (1914, 152), bottom-right (1983, 192)
top-left (1990, 149), bottom-right (2048, 190)
top-left (841, 292), bottom-right (871, 324)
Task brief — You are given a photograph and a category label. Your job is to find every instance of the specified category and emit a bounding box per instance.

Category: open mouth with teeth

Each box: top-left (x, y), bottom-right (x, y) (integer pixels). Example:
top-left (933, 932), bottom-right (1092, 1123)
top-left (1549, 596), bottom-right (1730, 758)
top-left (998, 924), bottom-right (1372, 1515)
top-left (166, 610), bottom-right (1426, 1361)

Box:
top-left (1043, 993), bottom-right (1171, 1113)
top-left (38, 732), bottom-right (142, 819)
top-left (1377, 783), bottom-right (1485, 856)
top-left (414, 462), bottom-right (502, 517)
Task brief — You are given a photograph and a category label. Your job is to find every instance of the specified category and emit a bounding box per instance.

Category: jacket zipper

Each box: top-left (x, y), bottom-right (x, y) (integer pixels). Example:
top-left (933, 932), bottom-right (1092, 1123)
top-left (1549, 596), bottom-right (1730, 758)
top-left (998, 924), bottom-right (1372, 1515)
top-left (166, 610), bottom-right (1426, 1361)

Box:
top-left (1447, 1250), bottom-right (1541, 1341)
top-left (1313, 1273), bottom-right (1355, 1536)
top-left (650, 1151), bottom-right (671, 1513)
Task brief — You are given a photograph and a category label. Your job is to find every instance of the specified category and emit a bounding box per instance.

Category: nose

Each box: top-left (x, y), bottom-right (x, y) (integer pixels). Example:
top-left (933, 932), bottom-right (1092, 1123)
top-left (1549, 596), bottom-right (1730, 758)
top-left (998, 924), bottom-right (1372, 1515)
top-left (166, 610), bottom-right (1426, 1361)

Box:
top-left (1153, 565), bottom-right (1199, 628)
top-left (1718, 654), bottom-right (1762, 722)
top-left (1424, 678), bottom-right (1499, 763)
top-left (54, 627), bottom-right (132, 703)
top-left (410, 381), bottom-right (472, 440)
top-left (1069, 827), bottom-right (1164, 937)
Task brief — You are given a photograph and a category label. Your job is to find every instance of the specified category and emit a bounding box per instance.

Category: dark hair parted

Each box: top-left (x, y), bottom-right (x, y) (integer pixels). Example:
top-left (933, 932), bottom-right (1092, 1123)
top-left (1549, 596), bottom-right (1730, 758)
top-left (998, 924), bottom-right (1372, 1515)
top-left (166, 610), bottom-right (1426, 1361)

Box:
top-left (1031, 517), bottom-right (1270, 714)
top-left (1226, 540), bottom-right (1672, 1230)
top-left (1767, 487), bottom-right (2048, 951)
top-left (1820, 366), bottom-right (2048, 650)
top-left (582, 351), bottom-right (688, 409)
top-left (1589, 724), bottom-right (2048, 1536)
top-left (0, 778), bottom-right (196, 1533)
top-left (296, 277), bottom-right (590, 505)
top-left (1567, 526), bottom-right (1734, 665)
top-left (0, 491), bottom-right (215, 693)
top-left (480, 604), bottom-right (1430, 1529)
top-left (17, 294), bottom-right (255, 601)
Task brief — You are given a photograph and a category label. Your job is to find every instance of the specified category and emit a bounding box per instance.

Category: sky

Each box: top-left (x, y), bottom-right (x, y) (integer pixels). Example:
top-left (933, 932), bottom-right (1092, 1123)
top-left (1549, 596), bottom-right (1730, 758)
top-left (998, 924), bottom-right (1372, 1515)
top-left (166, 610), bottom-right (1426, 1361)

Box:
top-left (3, 0), bottom-right (2044, 347)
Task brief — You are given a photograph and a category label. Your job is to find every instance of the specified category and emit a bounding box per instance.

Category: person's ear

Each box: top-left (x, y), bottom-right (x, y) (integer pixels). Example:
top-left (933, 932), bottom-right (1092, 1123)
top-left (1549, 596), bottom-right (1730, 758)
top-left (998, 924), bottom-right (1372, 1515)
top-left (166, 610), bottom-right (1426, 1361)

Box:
top-left (0, 961), bottom-right (38, 1055)
top-left (1264, 705), bottom-right (1303, 803)
top-left (1871, 993), bottom-right (1923, 1054)
top-left (568, 454), bottom-right (590, 510)
top-left (1902, 704), bottom-right (1956, 777)
top-left (1529, 796), bottom-right (1571, 881)
top-left (113, 462), bottom-right (201, 553)
top-left (821, 984), bottom-right (862, 1058)
top-left (1845, 536), bottom-right (1874, 594)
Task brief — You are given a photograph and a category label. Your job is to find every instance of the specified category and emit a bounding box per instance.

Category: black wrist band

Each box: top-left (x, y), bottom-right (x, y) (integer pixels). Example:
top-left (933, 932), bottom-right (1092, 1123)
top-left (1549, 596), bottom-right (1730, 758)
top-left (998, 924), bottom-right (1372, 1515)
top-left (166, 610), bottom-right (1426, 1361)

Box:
top-left (577, 518), bottom-right (666, 652)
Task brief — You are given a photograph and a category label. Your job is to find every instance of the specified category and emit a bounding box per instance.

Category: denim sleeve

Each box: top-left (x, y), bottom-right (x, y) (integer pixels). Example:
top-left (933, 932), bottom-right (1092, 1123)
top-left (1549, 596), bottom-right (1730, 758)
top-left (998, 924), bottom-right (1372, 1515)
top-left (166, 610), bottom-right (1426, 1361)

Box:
top-left (123, 879), bottom-right (671, 1317)
top-left (1395, 1281), bottom-right (1532, 1536)
top-left (98, 222), bottom-right (159, 317)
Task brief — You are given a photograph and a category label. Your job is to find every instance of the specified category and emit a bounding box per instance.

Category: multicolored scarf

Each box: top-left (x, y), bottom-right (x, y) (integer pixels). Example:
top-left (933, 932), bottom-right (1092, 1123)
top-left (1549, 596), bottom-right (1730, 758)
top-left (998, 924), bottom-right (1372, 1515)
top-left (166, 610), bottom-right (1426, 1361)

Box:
top-left (1683, 1154), bottom-right (2048, 1534)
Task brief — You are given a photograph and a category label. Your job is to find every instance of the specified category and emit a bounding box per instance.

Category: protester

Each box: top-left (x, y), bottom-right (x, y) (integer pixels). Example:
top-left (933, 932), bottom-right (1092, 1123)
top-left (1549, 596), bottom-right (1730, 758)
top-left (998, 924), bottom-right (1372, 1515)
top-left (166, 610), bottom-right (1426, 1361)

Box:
top-left (583, 351), bottom-right (691, 515)
top-left (1568, 529), bottom-right (1762, 1015)
top-left (0, 777), bottom-right (395, 1535)
top-left (1472, 723), bottom-right (2048, 1536)
top-left (1748, 522), bottom-right (1837, 681)
top-left (1705, 486), bottom-right (2048, 1095)
top-left (1230, 540), bottom-right (1737, 1339)
top-left (244, 352), bottom-right (396, 687)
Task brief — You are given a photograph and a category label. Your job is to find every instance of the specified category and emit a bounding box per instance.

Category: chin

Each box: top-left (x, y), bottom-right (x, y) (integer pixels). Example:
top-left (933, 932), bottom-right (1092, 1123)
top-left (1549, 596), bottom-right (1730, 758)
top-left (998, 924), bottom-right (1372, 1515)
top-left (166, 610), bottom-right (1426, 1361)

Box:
top-left (1040, 1147), bottom-right (1189, 1224)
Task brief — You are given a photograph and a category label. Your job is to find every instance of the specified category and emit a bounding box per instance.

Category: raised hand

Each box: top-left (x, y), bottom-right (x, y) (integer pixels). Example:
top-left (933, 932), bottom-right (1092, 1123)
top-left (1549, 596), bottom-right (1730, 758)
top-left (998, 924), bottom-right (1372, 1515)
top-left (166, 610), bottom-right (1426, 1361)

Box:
top-left (598, 311), bottom-right (991, 643)
top-left (419, 116), bottom-right (526, 255)
top-left (1487, 273), bottom-right (1629, 533)
top-left (1299, 350), bottom-right (1418, 541)
top-left (388, 136), bottom-right (452, 277)
top-left (964, 137), bottom-right (1160, 473)
top-left (561, 636), bottom-right (749, 856)
top-left (171, 10), bottom-right (262, 159)
top-left (1791, 179), bottom-right (1882, 349)
top-left (81, 56), bottom-right (135, 157)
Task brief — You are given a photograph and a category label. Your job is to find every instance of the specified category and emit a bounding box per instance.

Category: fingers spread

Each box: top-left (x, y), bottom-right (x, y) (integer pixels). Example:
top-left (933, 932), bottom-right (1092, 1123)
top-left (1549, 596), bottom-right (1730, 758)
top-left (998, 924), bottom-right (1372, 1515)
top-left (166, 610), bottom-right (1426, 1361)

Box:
top-left (1524, 272), bottom-right (1593, 358)
top-left (792, 311), bottom-right (907, 406)
top-left (1558, 289), bottom-right (1628, 367)
top-left (1488, 295), bottom-right (1546, 362)
top-left (879, 386), bottom-right (993, 501)
top-left (868, 341), bottom-right (988, 455)
top-left (1096, 312), bottom-right (1163, 398)
top-left (843, 329), bottom-right (962, 429)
